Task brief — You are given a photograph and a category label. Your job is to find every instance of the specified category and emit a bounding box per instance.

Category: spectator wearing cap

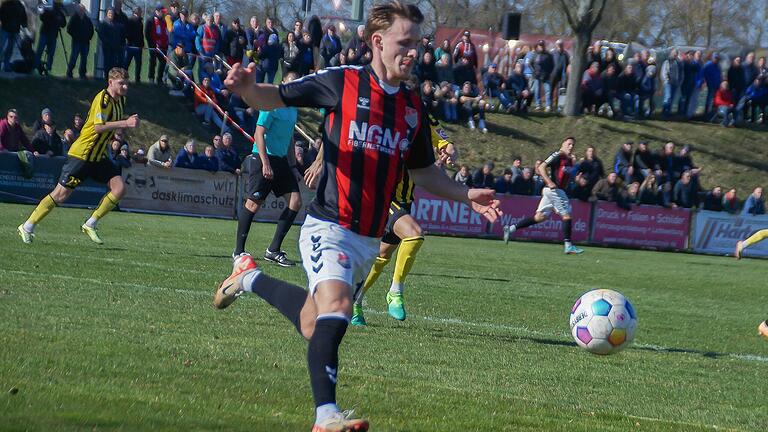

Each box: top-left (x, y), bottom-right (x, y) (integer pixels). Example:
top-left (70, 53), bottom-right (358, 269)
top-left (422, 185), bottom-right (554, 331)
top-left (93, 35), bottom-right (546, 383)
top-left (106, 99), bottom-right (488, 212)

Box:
top-left (216, 132), bottom-right (241, 175)
top-left (701, 52), bottom-right (722, 116)
top-left (34, 0), bottom-right (66, 74)
top-left (145, 4), bottom-right (168, 84)
top-left (672, 170), bottom-right (698, 208)
top-left (33, 108), bottom-right (54, 134)
top-left (256, 33), bottom-right (282, 84)
top-left (452, 30), bottom-right (477, 69)
top-left (66, 3), bottom-right (94, 79)
top-left (712, 80), bottom-right (735, 126)
top-left (742, 187), bottom-right (765, 216)
top-left (613, 141), bottom-right (634, 184)
top-left (494, 168), bottom-right (515, 194)
top-left (124, 7), bottom-right (145, 83)
top-left (661, 48), bottom-right (682, 117)
top-left (550, 39), bottom-right (569, 109)
top-left (458, 81), bottom-right (488, 132)
top-left (319, 24), bottom-right (341, 68)
top-left (98, 8), bottom-right (124, 74)
top-left (31, 120), bottom-right (63, 157)
top-left (532, 40), bottom-right (554, 111)
top-left (502, 62), bottom-right (532, 113)
top-left (472, 161), bottom-right (495, 189)
top-left (132, 147), bottom-right (148, 165)
top-left (148, 135), bottom-right (174, 168)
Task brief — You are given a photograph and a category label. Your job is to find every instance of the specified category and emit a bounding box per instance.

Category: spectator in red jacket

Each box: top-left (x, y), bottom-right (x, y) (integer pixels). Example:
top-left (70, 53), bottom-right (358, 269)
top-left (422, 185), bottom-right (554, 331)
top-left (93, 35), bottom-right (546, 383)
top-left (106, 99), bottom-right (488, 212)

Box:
top-left (144, 5), bottom-right (169, 84)
top-left (713, 80), bottom-right (735, 126)
top-left (0, 109), bottom-right (32, 153)
top-left (194, 76), bottom-right (224, 129)
top-left (452, 30), bottom-right (477, 69)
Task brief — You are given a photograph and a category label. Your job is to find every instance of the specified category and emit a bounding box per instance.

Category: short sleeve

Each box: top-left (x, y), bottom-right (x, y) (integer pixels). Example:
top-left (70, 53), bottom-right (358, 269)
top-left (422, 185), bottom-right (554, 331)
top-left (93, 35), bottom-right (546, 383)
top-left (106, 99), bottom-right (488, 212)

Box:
top-left (278, 67), bottom-right (346, 110)
top-left (91, 92), bottom-right (109, 126)
top-left (256, 110), bottom-right (272, 129)
top-left (543, 151), bottom-right (559, 167)
top-left (406, 112), bottom-right (436, 170)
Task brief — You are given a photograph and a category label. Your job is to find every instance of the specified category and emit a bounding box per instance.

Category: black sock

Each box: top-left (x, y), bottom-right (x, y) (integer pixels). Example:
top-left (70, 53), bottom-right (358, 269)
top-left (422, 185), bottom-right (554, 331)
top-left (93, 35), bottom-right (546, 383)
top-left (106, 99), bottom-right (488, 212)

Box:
top-left (563, 219), bottom-right (572, 243)
top-left (515, 216), bottom-right (538, 230)
top-left (307, 316), bottom-right (348, 407)
top-left (249, 273), bottom-right (308, 335)
top-left (235, 207), bottom-right (256, 255)
top-left (268, 208), bottom-right (299, 253)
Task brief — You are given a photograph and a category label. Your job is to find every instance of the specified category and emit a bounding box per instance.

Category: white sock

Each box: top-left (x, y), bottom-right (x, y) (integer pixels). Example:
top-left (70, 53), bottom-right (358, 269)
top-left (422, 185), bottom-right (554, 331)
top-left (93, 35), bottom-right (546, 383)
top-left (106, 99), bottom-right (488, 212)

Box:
top-left (389, 282), bottom-right (403, 295)
top-left (241, 269), bottom-right (263, 292)
top-left (315, 403), bottom-right (340, 424)
top-left (85, 217), bottom-right (98, 228)
top-left (354, 294), bottom-right (364, 307)
top-left (565, 241), bottom-right (573, 249)
top-left (22, 222), bottom-right (35, 233)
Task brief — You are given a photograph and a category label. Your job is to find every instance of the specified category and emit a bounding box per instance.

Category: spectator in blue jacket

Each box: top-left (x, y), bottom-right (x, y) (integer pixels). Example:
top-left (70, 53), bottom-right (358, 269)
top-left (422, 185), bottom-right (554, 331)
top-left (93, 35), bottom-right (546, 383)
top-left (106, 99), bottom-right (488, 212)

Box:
top-left (172, 9), bottom-right (195, 63)
top-left (174, 139), bottom-right (200, 169)
top-left (685, 50), bottom-right (704, 118)
top-left (472, 161), bottom-right (495, 189)
top-left (98, 8), bottom-right (123, 75)
top-left (742, 187), bottom-right (765, 216)
top-left (198, 144), bottom-right (219, 172)
top-left (256, 33), bottom-right (282, 83)
top-left (494, 168), bottom-right (514, 194)
top-left (215, 132), bottom-right (241, 174)
top-left (502, 62), bottom-right (532, 113)
top-left (35, 0), bottom-right (66, 74)
top-left (701, 52), bottom-right (722, 116)
top-left (613, 141), bottom-right (634, 183)
top-left (737, 77), bottom-right (768, 123)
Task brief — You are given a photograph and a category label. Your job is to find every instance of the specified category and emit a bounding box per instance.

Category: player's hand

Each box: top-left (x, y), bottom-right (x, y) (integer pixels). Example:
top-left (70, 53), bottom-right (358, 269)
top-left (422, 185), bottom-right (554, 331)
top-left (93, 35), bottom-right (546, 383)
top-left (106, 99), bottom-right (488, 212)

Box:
top-left (224, 62), bottom-right (256, 97)
top-left (304, 159), bottom-right (323, 189)
top-left (441, 143), bottom-right (457, 166)
top-left (235, 168), bottom-right (241, 175)
top-left (262, 162), bottom-right (273, 180)
top-left (125, 114), bottom-right (140, 128)
top-left (467, 188), bottom-right (502, 223)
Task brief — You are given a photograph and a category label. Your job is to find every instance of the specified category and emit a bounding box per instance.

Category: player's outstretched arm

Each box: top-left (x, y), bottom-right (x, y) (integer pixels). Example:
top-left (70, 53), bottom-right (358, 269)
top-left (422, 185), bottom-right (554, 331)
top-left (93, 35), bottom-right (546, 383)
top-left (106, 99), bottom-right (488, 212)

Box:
top-left (224, 62), bottom-right (285, 111)
top-left (93, 114), bottom-right (140, 134)
top-left (410, 164), bottom-right (502, 223)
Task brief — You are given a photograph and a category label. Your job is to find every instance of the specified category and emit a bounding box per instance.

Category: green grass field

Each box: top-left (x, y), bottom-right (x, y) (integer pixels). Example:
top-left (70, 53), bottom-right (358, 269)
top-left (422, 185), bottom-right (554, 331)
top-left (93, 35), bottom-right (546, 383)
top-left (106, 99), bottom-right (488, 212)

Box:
top-left (1, 203), bottom-right (768, 431)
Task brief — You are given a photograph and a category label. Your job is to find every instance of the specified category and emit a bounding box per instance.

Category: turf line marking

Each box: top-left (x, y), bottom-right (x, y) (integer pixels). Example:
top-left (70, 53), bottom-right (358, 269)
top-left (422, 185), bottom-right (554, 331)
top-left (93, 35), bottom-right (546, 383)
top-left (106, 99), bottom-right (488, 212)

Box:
top-left (4, 269), bottom-right (768, 365)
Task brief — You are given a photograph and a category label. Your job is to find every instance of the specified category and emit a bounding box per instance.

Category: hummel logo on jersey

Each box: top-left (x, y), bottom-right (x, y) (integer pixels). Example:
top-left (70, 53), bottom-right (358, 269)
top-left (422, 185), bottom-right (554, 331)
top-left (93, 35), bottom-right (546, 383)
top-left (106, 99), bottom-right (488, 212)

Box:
top-left (348, 121), bottom-right (410, 155)
top-left (357, 96), bottom-right (370, 110)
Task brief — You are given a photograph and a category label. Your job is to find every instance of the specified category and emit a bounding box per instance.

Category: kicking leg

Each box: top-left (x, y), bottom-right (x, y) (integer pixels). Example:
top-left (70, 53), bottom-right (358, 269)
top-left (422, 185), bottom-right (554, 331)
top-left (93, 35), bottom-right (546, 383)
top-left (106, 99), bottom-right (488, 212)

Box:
top-left (265, 191), bottom-right (302, 266)
top-left (735, 229), bottom-right (768, 259)
top-left (561, 214), bottom-right (583, 254)
top-left (504, 212), bottom-right (547, 244)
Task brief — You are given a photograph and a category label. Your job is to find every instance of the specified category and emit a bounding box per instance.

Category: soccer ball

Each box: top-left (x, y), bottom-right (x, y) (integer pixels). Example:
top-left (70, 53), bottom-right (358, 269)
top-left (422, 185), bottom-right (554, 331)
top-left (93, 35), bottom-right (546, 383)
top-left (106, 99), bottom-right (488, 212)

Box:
top-left (569, 289), bottom-right (637, 355)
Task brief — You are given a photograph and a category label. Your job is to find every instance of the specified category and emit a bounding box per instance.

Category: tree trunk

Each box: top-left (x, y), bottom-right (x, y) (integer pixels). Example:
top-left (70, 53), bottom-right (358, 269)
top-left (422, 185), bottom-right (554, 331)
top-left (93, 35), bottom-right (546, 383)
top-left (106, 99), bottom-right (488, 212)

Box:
top-left (563, 29), bottom-right (590, 117)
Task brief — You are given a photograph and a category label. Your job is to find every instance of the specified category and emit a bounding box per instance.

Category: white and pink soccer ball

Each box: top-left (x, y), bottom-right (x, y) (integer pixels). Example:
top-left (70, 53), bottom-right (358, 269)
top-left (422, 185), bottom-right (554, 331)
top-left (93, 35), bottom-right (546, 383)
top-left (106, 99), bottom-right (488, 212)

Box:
top-left (569, 289), bottom-right (638, 355)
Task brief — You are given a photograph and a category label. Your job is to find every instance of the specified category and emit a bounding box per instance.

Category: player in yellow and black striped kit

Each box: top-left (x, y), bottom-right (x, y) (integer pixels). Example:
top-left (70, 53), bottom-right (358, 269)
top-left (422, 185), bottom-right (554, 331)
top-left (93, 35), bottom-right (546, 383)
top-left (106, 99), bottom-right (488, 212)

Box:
top-left (351, 116), bottom-right (456, 325)
top-left (18, 68), bottom-right (140, 245)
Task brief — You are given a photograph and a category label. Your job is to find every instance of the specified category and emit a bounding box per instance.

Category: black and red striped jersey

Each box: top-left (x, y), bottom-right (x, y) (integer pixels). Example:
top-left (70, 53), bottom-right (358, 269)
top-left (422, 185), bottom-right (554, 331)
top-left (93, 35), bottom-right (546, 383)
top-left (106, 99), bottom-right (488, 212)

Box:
top-left (279, 65), bottom-right (435, 237)
top-left (543, 150), bottom-right (573, 190)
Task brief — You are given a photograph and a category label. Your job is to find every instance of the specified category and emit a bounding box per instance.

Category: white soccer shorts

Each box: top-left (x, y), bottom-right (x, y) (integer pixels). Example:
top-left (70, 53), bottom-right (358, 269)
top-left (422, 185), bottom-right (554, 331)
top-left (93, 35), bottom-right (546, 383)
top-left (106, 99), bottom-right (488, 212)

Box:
top-left (299, 215), bottom-right (380, 300)
top-left (536, 187), bottom-right (572, 217)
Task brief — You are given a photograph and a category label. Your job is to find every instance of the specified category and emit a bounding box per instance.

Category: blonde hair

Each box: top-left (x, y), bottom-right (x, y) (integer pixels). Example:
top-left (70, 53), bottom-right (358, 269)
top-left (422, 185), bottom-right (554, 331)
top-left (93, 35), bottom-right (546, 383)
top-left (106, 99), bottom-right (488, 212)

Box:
top-left (364, 0), bottom-right (424, 44)
top-left (108, 67), bottom-right (128, 80)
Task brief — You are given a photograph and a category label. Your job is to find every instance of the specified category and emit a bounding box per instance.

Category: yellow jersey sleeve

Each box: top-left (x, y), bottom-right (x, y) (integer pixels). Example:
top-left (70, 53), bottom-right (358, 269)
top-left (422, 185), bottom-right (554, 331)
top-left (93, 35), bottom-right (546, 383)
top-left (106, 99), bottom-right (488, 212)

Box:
top-left (431, 123), bottom-right (452, 151)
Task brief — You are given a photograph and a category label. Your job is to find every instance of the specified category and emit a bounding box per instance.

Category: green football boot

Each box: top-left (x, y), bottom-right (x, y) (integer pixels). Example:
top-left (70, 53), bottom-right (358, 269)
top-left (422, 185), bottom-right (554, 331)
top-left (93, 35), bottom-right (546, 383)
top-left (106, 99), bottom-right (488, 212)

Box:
top-left (386, 292), bottom-right (406, 321)
top-left (351, 304), bottom-right (367, 326)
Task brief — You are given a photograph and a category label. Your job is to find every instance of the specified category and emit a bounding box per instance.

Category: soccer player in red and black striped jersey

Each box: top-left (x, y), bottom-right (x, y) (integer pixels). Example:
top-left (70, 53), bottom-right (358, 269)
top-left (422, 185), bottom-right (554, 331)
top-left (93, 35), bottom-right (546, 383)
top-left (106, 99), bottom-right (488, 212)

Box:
top-left (503, 137), bottom-right (585, 254)
top-left (212, 2), bottom-right (501, 430)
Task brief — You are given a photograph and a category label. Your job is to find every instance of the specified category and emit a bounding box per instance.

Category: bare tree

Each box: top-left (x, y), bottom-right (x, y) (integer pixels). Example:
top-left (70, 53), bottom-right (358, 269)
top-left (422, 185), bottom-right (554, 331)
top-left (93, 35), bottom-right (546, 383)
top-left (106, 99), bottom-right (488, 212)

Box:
top-left (556, 0), bottom-right (607, 117)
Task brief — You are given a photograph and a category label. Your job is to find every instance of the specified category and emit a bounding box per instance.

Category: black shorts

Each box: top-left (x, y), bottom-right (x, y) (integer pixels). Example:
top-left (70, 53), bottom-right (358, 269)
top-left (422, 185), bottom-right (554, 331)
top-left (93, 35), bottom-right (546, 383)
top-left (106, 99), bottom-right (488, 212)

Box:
top-left (58, 156), bottom-right (121, 189)
top-left (244, 154), bottom-right (299, 201)
top-left (381, 201), bottom-right (412, 245)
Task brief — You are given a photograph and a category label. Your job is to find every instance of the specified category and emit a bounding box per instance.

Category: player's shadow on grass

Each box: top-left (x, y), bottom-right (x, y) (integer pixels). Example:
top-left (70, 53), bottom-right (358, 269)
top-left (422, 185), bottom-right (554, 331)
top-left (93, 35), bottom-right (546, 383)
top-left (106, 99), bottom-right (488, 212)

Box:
top-left (410, 271), bottom-right (514, 283)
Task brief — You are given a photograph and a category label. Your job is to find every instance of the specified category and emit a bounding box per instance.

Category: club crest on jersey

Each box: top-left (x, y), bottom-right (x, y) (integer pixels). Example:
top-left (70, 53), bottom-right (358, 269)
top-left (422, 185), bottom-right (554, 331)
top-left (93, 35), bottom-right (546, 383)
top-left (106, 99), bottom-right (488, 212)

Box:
top-left (337, 252), bottom-right (351, 269)
top-left (404, 106), bottom-right (418, 128)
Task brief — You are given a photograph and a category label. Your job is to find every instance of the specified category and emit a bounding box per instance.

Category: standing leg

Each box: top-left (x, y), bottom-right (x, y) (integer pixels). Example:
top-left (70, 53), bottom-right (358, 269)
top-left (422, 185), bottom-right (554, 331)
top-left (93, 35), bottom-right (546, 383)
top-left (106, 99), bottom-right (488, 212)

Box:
top-left (19, 183), bottom-right (74, 243)
top-left (266, 192), bottom-right (302, 259)
top-left (234, 198), bottom-right (262, 256)
top-left (386, 215), bottom-right (424, 321)
top-left (82, 175), bottom-right (125, 244)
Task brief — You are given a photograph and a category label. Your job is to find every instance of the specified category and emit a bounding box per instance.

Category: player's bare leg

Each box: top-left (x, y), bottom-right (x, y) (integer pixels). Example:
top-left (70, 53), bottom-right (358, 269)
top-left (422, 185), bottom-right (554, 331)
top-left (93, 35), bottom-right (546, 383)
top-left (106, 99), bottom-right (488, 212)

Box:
top-left (735, 229), bottom-right (768, 259)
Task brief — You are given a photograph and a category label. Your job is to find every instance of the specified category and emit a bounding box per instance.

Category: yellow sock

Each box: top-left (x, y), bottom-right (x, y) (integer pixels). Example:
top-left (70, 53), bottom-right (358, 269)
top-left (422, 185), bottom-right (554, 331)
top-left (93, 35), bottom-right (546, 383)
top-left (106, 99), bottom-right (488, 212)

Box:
top-left (26, 195), bottom-right (57, 226)
top-left (90, 192), bottom-right (119, 222)
top-left (743, 229), bottom-right (768, 248)
top-left (390, 236), bottom-right (424, 293)
top-left (361, 256), bottom-right (390, 296)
